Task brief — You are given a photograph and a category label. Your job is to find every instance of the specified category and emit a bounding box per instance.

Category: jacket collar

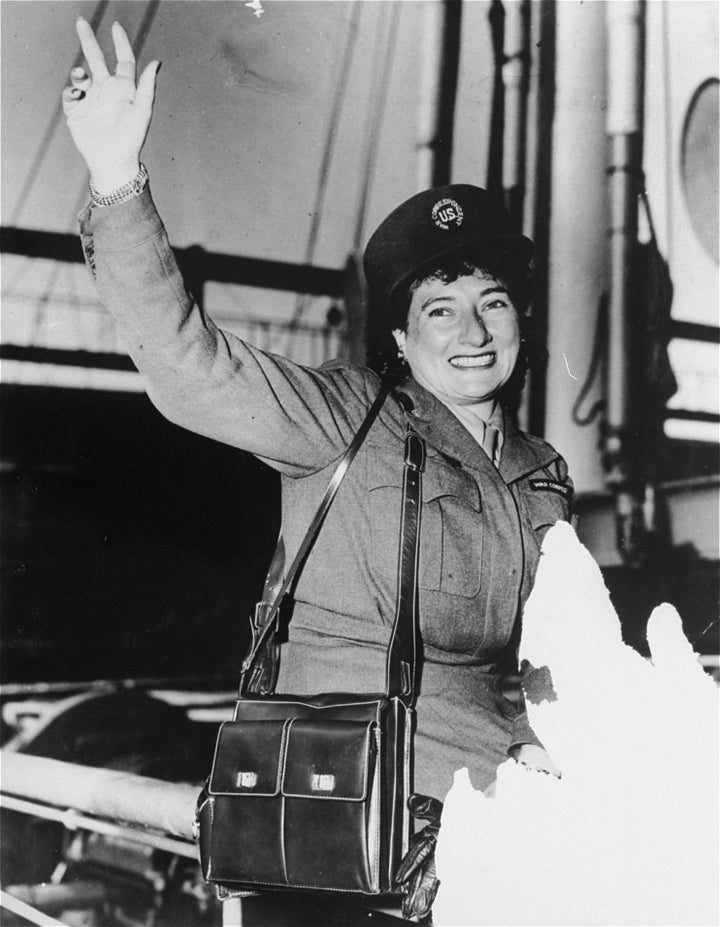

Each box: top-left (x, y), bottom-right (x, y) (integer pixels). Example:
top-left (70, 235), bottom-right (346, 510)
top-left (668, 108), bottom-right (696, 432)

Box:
top-left (394, 377), bottom-right (558, 484)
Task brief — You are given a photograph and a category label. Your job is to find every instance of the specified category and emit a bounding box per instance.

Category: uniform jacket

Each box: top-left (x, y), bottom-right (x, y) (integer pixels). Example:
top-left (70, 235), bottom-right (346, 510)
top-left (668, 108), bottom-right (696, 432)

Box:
top-left (79, 188), bottom-right (573, 799)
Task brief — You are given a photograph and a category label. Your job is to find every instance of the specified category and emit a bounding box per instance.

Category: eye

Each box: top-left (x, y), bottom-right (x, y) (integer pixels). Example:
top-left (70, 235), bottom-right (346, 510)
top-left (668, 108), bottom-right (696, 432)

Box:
top-left (427, 304), bottom-right (453, 318)
top-left (482, 298), bottom-right (511, 312)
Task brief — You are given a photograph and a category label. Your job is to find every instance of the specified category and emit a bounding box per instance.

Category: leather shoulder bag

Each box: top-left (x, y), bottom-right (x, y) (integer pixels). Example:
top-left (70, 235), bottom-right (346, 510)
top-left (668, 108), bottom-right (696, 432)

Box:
top-left (194, 383), bottom-right (426, 899)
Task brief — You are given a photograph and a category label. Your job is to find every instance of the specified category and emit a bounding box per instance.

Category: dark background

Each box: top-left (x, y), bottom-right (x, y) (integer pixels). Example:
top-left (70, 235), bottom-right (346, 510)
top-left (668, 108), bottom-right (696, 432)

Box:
top-left (1, 384), bottom-right (279, 684)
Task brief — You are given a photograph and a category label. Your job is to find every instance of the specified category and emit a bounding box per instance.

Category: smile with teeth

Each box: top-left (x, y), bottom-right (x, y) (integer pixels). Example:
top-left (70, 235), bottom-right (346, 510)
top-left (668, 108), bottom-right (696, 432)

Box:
top-left (449, 352), bottom-right (496, 368)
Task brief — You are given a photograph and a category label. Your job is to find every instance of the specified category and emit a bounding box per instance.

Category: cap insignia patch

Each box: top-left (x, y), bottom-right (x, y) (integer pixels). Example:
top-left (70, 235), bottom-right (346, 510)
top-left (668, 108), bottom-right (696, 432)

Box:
top-left (432, 198), bottom-right (464, 230)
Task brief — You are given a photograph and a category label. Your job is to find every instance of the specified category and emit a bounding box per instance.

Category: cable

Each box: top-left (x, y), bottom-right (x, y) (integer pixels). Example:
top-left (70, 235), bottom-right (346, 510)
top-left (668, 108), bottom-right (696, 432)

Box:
top-left (571, 292), bottom-right (607, 427)
top-left (353, 2), bottom-right (402, 251)
top-left (28, 1), bottom-right (162, 347)
top-left (8, 0), bottom-right (110, 228)
top-left (284, 1), bottom-right (363, 349)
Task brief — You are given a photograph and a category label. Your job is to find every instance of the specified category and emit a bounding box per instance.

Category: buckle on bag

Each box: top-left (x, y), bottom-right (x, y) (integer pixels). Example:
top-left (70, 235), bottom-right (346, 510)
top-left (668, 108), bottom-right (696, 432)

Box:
top-left (251, 601), bottom-right (278, 637)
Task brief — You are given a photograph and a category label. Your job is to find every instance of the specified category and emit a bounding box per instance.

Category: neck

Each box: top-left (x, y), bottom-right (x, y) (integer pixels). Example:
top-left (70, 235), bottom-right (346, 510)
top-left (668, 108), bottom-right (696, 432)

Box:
top-left (437, 396), bottom-right (499, 441)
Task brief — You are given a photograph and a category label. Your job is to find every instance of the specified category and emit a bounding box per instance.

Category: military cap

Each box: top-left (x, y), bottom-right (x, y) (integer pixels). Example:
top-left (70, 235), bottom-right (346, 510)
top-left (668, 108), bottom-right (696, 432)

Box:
top-left (363, 183), bottom-right (533, 305)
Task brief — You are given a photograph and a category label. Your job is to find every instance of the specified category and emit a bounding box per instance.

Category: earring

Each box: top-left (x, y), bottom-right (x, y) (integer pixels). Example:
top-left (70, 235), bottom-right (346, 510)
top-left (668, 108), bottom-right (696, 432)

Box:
top-left (397, 348), bottom-right (407, 364)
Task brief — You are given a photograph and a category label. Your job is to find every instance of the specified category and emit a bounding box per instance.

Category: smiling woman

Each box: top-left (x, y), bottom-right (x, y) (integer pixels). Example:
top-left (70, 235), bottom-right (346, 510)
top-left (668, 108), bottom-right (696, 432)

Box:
top-left (61, 19), bottom-right (573, 920)
top-left (394, 270), bottom-right (521, 424)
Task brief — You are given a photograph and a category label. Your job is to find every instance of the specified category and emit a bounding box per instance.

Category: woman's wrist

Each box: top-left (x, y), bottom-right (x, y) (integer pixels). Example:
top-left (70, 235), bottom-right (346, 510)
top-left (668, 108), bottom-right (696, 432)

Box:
top-left (89, 159), bottom-right (142, 196)
top-left (89, 162), bottom-right (148, 207)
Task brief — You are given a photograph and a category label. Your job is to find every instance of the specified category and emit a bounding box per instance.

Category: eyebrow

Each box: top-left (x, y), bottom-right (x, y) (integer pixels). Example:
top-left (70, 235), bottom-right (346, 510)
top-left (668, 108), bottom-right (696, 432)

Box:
top-left (420, 285), bottom-right (509, 310)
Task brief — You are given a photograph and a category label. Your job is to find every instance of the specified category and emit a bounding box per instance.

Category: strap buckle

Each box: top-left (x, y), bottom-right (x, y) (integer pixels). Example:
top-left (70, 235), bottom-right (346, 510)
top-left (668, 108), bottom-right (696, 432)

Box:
top-left (404, 432), bottom-right (426, 472)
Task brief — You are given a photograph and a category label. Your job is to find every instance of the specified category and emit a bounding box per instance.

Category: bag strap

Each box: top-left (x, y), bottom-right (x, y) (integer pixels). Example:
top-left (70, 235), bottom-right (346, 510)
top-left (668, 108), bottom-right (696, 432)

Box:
top-left (239, 383), bottom-right (426, 706)
top-left (385, 430), bottom-right (425, 704)
top-left (239, 381), bottom-right (391, 695)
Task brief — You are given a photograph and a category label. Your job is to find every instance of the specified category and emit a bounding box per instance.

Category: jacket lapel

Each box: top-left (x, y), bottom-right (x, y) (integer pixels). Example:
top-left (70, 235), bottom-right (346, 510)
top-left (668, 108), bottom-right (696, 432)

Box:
top-left (395, 378), bottom-right (559, 484)
top-left (395, 379), bottom-right (501, 477)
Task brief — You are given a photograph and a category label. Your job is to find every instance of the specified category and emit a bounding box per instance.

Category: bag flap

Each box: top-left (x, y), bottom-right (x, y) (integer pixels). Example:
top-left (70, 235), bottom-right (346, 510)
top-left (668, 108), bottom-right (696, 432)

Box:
top-left (209, 720), bottom-right (287, 796)
top-left (281, 719), bottom-right (375, 801)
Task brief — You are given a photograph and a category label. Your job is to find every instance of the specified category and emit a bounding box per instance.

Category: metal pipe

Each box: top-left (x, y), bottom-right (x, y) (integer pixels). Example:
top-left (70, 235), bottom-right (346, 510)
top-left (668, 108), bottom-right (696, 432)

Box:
top-left (521, 0), bottom-right (556, 436)
top-left (604, 1), bottom-right (646, 563)
top-left (223, 897), bottom-right (244, 926)
top-left (605, 0), bottom-right (644, 443)
top-left (0, 889), bottom-right (69, 927)
top-left (1, 752), bottom-right (199, 845)
top-left (606, 135), bottom-right (638, 444)
top-left (415, 0), bottom-right (462, 189)
top-left (4, 882), bottom-right (107, 914)
top-left (1, 793), bottom-right (197, 859)
top-left (502, 0), bottom-right (531, 222)
top-left (544, 0), bottom-right (607, 494)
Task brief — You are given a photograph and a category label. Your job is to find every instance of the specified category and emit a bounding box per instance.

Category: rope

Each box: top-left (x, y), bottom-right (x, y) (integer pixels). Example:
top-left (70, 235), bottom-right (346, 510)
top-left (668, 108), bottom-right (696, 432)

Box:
top-left (8, 0), bottom-right (110, 228)
top-left (353, 1), bottom-right (402, 251)
top-left (571, 292), bottom-right (607, 427)
top-left (70, 0), bottom-right (161, 220)
top-left (572, 184), bottom-right (664, 428)
top-left (284, 1), bottom-right (363, 349)
top-left (28, 0), bottom-right (161, 346)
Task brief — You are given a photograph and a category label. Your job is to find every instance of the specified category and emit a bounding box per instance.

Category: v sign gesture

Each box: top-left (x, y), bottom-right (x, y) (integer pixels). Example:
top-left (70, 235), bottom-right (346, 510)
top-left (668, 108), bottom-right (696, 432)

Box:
top-left (63, 19), bottom-right (160, 194)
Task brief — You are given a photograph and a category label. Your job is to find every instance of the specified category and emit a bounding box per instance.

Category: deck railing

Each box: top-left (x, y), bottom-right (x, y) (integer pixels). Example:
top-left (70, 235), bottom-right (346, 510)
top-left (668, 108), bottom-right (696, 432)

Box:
top-left (0, 751), bottom-right (248, 926)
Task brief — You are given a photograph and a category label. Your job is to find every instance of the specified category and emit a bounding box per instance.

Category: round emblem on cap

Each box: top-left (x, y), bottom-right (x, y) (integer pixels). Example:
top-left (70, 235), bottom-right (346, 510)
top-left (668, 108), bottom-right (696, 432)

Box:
top-left (431, 198), bottom-right (464, 230)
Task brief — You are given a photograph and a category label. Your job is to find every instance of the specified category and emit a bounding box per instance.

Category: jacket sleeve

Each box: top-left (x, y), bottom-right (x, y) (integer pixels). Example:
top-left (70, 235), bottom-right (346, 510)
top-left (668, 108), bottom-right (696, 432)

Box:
top-left (78, 187), bottom-right (374, 476)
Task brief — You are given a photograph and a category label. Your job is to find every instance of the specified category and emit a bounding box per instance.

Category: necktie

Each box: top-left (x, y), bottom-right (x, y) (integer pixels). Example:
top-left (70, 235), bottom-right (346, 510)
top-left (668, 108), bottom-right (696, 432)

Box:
top-left (482, 422), bottom-right (499, 466)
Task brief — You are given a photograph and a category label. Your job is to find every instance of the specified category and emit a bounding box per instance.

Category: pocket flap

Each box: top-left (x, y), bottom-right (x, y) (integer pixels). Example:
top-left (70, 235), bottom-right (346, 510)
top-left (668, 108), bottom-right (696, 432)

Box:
top-left (209, 720), bottom-right (287, 796)
top-left (423, 461), bottom-right (481, 510)
top-left (281, 719), bottom-right (375, 801)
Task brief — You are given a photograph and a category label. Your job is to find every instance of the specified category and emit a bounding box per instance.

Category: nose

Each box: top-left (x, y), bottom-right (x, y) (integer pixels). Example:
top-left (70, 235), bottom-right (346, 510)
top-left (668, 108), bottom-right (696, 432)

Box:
top-left (459, 310), bottom-right (492, 346)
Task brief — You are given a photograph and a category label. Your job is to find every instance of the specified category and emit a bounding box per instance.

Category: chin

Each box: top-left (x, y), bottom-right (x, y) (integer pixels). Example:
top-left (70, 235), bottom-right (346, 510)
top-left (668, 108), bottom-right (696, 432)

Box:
top-left (450, 373), bottom-right (507, 397)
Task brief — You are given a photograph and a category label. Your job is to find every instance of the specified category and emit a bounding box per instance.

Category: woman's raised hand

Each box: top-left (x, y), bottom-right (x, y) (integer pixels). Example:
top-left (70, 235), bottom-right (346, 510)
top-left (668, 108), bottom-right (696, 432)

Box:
top-left (63, 19), bottom-right (160, 194)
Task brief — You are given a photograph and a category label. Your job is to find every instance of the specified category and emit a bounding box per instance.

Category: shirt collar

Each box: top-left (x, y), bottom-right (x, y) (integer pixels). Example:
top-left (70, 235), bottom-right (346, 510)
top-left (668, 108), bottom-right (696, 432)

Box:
top-left (394, 376), bottom-right (558, 482)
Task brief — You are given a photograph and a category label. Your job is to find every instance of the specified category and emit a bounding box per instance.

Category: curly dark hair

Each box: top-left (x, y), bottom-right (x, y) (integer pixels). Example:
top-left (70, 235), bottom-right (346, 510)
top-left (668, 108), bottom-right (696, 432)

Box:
top-left (365, 246), bottom-right (545, 409)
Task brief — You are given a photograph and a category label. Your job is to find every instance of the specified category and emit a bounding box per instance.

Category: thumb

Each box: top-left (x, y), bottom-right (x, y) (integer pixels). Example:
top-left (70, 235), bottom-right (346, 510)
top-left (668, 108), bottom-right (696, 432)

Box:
top-left (136, 60), bottom-right (160, 112)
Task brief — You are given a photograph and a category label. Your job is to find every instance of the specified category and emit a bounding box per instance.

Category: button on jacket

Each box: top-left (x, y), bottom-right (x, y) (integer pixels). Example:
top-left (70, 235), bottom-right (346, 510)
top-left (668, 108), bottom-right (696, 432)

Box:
top-left (79, 188), bottom-right (573, 800)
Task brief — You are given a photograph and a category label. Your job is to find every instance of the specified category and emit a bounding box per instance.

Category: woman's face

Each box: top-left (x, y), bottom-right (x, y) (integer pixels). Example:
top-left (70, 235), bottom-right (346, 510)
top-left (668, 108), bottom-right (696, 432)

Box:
top-left (393, 270), bottom-right (521, 409)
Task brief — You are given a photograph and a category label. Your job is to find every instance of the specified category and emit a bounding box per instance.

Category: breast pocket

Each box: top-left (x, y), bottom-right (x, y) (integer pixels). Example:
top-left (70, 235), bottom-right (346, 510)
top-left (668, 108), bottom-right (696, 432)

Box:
top-left (369, 461), bottom-right (483, 598)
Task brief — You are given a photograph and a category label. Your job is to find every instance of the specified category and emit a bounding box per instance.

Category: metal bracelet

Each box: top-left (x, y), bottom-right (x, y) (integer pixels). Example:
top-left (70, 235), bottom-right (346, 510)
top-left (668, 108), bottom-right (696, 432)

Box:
top-left (88, 163), bottom-right (149, 207)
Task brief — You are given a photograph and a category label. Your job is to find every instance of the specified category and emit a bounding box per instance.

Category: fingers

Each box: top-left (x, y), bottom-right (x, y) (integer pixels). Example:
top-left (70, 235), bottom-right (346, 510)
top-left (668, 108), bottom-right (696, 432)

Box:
top-left (111, 21), bottom-right (136, 81)
top-left (395, 836), bottom-right (436, 885)
top-left (70, 66), bottom-right (92, 90)
top-left (408, 793), bottom-right (444, 822)
top-left (395, 827), bottom-right (437, 885)
top-left (76, 17), bottom-right (109, 81)
top-left (62, 85), bottom-right (84, 115)
top-left (401, 861), bottom-right (440, 919)
top-left (136, 60), bottom-right (161, 112)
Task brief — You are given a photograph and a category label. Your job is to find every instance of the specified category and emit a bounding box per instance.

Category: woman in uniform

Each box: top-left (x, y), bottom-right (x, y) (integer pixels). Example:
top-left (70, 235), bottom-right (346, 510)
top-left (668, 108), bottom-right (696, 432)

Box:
top-left (63, 19), bottom-right (571, 920)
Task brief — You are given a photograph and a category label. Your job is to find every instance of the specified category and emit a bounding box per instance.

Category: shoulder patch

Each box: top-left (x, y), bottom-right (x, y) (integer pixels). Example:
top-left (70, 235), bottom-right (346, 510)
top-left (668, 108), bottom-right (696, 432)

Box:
top-left (529, 478), bottom-right (573, 498)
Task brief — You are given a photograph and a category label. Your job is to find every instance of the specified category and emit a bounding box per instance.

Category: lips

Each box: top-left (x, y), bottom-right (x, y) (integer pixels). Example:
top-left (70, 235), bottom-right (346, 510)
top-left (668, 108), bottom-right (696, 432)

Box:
top-left (449, 352), bottom-right (497, 368)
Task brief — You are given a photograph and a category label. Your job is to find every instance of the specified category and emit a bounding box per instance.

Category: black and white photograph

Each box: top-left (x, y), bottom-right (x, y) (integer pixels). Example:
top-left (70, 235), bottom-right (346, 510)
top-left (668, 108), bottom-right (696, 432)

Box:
top-left (1, 1), bottom-right (718, 925)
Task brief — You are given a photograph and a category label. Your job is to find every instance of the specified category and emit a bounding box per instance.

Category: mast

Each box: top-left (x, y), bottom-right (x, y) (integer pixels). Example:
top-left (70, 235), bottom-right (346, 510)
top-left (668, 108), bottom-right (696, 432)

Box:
top-left (416, 0), bottom-right (463, 189)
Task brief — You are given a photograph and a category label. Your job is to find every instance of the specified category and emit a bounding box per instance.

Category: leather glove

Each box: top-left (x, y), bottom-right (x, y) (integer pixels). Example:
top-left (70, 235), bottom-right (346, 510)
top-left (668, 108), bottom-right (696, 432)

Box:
top-left (394, 793), bottom-right (443, 919)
